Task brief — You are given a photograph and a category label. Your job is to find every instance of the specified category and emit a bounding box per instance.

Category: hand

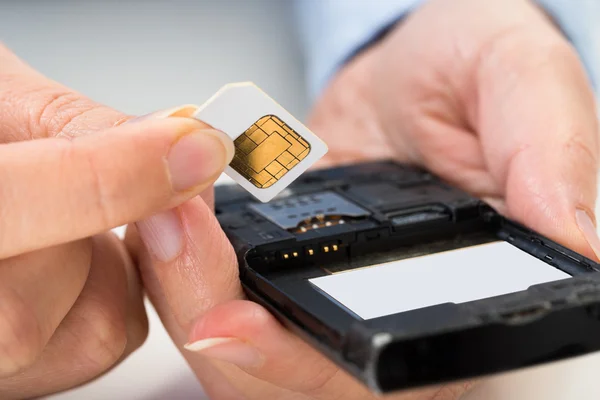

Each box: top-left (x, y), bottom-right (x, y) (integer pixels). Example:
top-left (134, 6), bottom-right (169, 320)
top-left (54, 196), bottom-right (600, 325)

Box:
top-left (133, 0), bottom-right (597, 399)
top-left (130, 194), bottom-right (470, 400)
top-left (310, 0), bottom-right (599, 259)
top-left (0, 44), bottom-right (233, 398)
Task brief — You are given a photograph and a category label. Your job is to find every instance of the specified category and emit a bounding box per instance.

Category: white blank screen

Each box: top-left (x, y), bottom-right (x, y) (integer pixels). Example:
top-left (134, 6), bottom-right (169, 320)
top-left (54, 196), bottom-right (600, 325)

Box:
top-left (309, 241), bottom-right (570, 320)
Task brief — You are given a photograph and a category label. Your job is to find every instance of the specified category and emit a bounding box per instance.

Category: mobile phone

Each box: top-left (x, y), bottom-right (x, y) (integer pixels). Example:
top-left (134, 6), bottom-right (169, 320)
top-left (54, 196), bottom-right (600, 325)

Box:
top-left (214, 160), bottom-right (600, 394)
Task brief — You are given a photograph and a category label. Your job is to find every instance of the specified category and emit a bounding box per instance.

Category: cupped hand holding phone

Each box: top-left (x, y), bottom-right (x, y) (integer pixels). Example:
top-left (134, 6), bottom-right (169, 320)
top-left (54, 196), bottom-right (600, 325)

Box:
top-left (132, 0), bottom-right (599, 399)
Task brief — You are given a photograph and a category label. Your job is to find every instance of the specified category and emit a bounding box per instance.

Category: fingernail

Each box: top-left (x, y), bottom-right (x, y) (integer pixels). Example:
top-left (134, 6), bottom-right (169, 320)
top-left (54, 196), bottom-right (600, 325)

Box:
top-left (123, 104), bottom-right (200, 125)
top-left (136, 209), bottom-right (183, 262)
top-left (576, 209), bottom-right (600, 260)
top-left (184, 337), bottom-right (263, 368)
top-left (168, 129), bottom-right (234, 192)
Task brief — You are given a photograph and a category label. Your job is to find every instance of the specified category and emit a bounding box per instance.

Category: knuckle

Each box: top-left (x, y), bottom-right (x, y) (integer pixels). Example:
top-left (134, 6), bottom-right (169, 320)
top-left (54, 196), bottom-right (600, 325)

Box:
top-left (208, 219), bottom-right (240, 287)
top-left (175, 211), bottom-right (240, 322)
top-left (0, 289), bottom-right (42, 376)
top-left (0, 84), bottom-right (97, 140)
top-left (0, 77), bottom-right (123, 141)
top-left (302, 363), bottom-right (343, 398)
top-left (76, 305), bottom-right (128, 371)
top-left (33, 90), bottom-right (101, 138)
top-left (477, 25), bottom-right (579, 89)
top-left (562, 132), bottom-right (599, 171)
top-left (81, 145), bottom-right (117, 228)
top-left (58, 140), bottom-right (117, 229)
top-left (123, 299), bottom-right (149, 353)
top-left (246, 302), bottom-right (272, 326)
top-left (219, 243), bottom-right (242, 299)
top-left (126, 316), bottom-right (149, 352)
top-left (0, 82), bottom-right (41, 142)
top-left (64, 239), bottom-right (95, 287)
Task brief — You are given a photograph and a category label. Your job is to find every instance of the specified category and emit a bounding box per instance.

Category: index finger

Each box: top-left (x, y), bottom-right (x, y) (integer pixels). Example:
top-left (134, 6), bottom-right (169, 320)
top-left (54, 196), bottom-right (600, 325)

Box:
top-left (0, 116), bottom-right (234, 259)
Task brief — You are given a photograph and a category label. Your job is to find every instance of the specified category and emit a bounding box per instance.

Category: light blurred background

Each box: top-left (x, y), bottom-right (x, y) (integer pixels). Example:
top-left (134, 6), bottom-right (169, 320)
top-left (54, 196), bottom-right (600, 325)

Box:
top-left (1, 1), bottom-right (600, 399)
top-left (0, 0), bottom-right (309, 118)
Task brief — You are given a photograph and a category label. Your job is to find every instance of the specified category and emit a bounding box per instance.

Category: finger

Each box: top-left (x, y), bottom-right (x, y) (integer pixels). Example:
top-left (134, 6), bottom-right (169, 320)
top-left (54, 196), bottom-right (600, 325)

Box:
top-left (0, 241), bottom-right (91, 377)
top-left (306, 51), bottom-right (398, 168)
top-left (132, 192), bottom-right (255, 398)
top-left (0, 44), bottom-right (202, 144)
top-left (0, 116), bottom-right (234, 258)
top-left (474, 23), bottom-right (600, 258)
top-left (104, 232), bottom-right (149, 358)
top-left (133, 192), bottom-right (243, 399)
top-left (129, 212), bottom-right (272, 399)
top-left (123, 186), bottom-right (214, 265)
top-left (0, 43), bottom-right (125, 141)
top-left (306, 19), bottom-right (501, 198)
top-left (0, 233), bottom-right (147, 399)
top-left (135, 195), bottom-right (473, 399)
top-left (184, 300), bottom-right (472, 400)
top-left (137, 195), bottom-right (242, 335)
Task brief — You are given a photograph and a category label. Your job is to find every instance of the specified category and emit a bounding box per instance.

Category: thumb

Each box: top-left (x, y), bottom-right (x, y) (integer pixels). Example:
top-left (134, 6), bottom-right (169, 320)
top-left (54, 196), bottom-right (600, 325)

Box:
top-left (132, 150), bottom-right (473, 400)
top-left (182, 300), bottom-right (472, 400)
top-left (474, 25), bottom-right (600, 260)
top-left (134, 195), bottom-right (244, 335)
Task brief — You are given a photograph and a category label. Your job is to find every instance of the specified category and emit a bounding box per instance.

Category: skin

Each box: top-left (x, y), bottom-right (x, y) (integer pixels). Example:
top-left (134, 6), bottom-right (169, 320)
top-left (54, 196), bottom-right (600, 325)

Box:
top-left (0, 45), bottom-right (233, 398)
top-left (0, 0), bottom-right (597, 398)
top-left (131, 0), bottom-right (600, 399)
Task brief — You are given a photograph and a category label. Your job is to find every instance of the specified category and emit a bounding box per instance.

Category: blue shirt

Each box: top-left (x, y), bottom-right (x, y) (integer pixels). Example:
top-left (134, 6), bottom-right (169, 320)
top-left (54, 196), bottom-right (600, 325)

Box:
top-left (293, 0), bottom-right (600, 98)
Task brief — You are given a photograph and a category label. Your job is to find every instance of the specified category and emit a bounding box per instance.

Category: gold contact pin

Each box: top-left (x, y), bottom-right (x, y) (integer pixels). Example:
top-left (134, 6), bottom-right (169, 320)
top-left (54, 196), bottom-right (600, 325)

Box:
top-left (323, 246), bottom-right (330, 253)
top-left (332, 244), bottom-right (338, 251)
top-left (292, 252), bottom-right (298, 258)
top-left (230, 115), bottom-right (312, 189)
top-left (308, 249), bottom-right (314, 256)
top-left (283, 253), bottom-right (289, 259)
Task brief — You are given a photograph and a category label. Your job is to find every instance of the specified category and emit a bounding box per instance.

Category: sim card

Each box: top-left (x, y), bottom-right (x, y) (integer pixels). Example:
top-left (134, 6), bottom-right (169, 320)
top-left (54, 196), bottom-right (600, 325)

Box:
top-left (194, 82), bottom-right (328, 202)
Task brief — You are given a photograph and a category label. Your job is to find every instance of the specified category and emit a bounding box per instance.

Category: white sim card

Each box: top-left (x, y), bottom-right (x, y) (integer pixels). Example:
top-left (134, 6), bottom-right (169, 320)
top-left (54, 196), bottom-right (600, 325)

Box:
top-left (194, 82), bottom-right (328, 202)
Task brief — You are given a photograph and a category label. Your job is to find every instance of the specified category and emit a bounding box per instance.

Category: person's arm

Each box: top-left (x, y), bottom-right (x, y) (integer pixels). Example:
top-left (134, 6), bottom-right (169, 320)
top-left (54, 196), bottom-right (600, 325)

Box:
top-left (293, 0), bottom-right (600, 98)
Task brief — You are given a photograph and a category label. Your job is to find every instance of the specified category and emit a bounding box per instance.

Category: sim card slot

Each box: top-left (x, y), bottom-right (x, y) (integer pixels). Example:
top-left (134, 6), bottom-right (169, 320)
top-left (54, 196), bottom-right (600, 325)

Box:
top-left (249, 191), bottom-right (370, 232)
top-left (386, 206), bottom-right (451, 229)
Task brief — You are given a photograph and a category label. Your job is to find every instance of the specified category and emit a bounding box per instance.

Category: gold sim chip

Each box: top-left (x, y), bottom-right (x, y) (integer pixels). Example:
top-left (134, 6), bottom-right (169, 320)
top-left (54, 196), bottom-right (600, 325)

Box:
top-left (231, 115), bottom-right (311, 188)
top-left (194, 82), bottom-right (328, 202)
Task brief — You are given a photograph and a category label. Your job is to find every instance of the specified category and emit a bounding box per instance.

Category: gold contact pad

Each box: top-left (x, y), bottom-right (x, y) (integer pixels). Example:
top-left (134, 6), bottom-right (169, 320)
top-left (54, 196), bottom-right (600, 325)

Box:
top-left (231, 115), bottom-right (311, 188)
